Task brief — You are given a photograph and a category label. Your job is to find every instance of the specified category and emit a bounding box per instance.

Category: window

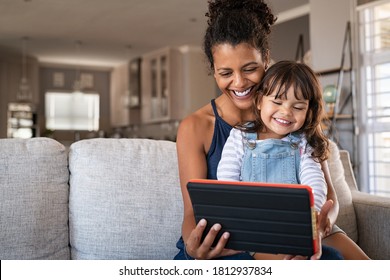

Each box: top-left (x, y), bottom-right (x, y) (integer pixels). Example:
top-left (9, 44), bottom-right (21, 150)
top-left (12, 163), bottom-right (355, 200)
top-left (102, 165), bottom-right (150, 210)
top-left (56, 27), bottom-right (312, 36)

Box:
top-left (45, 92), bottom-right (100, 131)
top-left (358, 0), bottom-right (390, 196)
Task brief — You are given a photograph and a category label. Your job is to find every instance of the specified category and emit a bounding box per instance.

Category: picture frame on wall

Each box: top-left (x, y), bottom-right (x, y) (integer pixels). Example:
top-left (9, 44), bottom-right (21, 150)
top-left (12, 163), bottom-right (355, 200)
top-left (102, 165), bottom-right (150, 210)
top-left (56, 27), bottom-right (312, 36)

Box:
top-left (80, 73), bottom-right (94, 89)
top-left (53, 72), bottom-right (65, 87)
top-left (129, 58), bottom-right (141, 108)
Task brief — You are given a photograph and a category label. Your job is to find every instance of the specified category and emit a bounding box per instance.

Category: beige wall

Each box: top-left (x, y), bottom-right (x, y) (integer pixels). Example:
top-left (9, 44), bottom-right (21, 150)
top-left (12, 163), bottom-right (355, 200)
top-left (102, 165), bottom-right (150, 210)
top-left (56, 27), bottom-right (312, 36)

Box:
top-left (309, 0), bottom-right (353, 72)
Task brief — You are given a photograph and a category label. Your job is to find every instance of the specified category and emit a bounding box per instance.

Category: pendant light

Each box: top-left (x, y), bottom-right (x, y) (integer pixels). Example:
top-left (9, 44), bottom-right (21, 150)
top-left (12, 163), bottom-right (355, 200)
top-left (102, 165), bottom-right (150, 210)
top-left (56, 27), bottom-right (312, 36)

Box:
top-left (123, 45), bottom-right (132, 107)
top-left (17, 36), bottom-right (33, 102)
top-left (73, 40), bottom-right (84, 95)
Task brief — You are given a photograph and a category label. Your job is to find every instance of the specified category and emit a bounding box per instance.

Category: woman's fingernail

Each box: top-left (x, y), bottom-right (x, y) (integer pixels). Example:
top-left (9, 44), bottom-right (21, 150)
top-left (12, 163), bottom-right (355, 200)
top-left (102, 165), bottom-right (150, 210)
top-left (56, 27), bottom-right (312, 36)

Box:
top-left (199, 219), bottom-right (207, 226)
top-left (223, 232), bottom-right (230, 239)
top-left (213, 224), bottom-right (221, 231)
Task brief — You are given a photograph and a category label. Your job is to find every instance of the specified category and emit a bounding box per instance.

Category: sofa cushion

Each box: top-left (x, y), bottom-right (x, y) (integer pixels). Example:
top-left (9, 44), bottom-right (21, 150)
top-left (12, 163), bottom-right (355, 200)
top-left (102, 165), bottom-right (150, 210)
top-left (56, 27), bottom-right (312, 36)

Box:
top-left (69, 138), bottom-right (183, 259)
top-left (0, 138), bottom-right (70, 259)
top-left (327, 141), bottom-right (358, 242)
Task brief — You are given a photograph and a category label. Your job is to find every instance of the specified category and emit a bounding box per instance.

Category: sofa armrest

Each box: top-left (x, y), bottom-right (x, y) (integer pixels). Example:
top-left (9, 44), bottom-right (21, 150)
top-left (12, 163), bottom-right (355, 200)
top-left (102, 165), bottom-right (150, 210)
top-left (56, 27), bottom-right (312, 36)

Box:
top-left (351, 190), bottom-right (390, 260)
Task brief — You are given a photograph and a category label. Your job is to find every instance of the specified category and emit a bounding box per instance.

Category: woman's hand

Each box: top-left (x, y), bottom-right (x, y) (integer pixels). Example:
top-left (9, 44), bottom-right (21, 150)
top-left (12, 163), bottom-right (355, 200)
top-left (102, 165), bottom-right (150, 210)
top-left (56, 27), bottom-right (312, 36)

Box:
top-left (185, 219), bottom-right (242, 259)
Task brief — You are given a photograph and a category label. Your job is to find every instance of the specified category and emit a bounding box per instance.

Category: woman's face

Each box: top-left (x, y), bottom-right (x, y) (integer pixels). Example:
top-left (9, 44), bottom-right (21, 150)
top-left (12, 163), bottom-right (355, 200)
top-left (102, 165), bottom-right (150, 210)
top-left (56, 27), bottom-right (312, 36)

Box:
top-left (212, 43), bottom-right (267, 111)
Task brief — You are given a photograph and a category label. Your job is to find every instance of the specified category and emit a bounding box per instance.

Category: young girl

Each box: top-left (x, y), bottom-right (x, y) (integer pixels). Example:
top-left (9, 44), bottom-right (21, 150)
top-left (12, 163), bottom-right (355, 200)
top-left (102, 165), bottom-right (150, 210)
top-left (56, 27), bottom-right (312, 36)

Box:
top-left (217, 60), bottom-right (369, 259)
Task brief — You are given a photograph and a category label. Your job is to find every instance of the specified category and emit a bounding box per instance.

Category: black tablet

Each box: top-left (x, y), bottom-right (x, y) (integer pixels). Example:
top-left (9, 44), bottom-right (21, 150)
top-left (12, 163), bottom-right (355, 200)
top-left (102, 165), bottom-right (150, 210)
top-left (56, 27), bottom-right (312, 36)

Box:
top-left (187, 179), bottom-right (318, 256)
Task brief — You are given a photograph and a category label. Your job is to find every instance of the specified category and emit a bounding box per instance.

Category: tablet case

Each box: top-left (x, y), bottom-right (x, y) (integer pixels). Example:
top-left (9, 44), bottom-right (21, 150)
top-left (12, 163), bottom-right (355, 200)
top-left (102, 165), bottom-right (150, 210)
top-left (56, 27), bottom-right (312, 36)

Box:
top-left (187, 179), bottom-right (318, 256)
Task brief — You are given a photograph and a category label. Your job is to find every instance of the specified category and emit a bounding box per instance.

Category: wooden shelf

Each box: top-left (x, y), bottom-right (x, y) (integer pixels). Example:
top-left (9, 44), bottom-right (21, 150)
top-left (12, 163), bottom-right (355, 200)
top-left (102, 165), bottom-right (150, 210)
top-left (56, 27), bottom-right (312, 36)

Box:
top-left (316, 67), bottom-right (352, 76)
top-left (327, 113), bottom-right (352, 119)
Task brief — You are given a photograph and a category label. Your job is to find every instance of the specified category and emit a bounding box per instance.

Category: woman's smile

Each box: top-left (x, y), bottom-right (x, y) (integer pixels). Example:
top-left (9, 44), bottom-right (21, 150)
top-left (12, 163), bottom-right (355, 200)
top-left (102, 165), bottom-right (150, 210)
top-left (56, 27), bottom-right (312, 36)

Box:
top-left (232, 86), bottom-right (254, 97)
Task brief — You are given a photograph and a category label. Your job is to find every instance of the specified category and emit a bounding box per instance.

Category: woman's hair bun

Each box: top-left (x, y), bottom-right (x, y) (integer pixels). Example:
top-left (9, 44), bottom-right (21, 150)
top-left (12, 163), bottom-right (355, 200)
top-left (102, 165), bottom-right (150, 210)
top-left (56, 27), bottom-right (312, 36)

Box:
top-left (206, 0), bottom-right (276, 33)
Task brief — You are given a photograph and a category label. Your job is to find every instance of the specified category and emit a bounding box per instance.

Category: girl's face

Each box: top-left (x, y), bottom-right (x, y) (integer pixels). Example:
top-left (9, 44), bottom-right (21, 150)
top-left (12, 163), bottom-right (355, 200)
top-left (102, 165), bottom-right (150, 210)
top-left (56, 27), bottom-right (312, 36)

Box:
top-left (212, 43), bottom-right (267, 111)
top-left (258, 86), bottom-right (309, 139)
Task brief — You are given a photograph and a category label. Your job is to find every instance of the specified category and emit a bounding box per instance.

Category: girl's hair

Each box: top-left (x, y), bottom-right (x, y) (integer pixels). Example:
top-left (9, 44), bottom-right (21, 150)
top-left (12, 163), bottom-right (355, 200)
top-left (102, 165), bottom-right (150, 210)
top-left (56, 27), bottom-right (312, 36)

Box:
top-left (252, 60), bottom-right (329, 162)
top-left (204, 0), bottom-right (276, 71)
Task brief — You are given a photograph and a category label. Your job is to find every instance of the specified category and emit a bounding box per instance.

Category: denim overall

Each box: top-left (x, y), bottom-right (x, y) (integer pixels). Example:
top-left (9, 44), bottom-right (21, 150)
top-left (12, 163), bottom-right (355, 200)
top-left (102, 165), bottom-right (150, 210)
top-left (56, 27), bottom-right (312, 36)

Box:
top-left (241, 132), bottom-right (302, 184)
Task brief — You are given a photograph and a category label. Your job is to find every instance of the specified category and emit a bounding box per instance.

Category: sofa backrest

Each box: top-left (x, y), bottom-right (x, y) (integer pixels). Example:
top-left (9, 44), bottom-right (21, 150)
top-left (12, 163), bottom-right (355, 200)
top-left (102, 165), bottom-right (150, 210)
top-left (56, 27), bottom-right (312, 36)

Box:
top-left (68, 138), bottom-right (183, 259)
top-left (0, 138), bottom-right (70, 260)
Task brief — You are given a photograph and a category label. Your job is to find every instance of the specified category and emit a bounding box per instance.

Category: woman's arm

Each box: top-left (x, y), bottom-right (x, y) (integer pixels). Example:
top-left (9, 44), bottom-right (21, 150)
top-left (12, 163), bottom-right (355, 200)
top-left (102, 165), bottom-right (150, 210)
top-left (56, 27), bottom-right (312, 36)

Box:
top-left (176, 113), bottom-right (238, 259)
top-left (176, 115), bottom-right (207, 242)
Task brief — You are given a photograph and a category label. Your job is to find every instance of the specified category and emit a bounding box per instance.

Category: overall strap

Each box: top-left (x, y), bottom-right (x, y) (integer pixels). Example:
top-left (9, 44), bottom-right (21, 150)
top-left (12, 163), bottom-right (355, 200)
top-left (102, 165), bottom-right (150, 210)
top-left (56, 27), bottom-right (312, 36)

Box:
top-left (241, 131), bottom-right (257, 152)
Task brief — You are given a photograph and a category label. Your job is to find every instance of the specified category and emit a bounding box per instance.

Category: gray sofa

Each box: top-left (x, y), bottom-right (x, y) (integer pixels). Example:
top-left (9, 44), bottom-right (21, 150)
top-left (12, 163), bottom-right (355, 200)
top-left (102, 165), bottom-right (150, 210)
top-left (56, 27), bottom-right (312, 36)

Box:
top-left (0, 137), bottom-right (389, 259)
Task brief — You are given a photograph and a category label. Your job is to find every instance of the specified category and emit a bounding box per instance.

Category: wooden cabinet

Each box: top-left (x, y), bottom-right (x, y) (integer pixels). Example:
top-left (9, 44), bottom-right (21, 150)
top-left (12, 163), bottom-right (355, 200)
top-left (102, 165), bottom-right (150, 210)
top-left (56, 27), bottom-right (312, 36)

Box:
top-left (141, 47), bottom-right (180, 123)
top-left (141, 46), bottom-right (216, 123)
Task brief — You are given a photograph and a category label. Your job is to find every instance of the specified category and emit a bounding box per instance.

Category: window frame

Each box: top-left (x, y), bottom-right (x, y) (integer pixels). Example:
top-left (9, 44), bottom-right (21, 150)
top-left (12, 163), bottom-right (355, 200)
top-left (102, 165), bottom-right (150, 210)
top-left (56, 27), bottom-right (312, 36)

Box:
top-left (357, 0), bottom-right (390, 196)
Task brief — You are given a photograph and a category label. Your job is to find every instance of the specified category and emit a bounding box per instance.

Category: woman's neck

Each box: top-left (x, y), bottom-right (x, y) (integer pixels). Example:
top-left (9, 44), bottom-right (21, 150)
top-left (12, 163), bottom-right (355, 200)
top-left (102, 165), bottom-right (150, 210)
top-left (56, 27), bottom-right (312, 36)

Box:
top-left (215, 95), bottom-right (255, 127)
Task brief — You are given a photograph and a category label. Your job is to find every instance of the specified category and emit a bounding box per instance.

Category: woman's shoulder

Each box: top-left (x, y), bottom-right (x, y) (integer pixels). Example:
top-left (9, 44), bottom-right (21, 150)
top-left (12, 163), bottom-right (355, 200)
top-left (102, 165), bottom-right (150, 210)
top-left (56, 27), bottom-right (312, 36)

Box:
top-left (177, 102), bottom-right (215, 148)
top-left (179, 103), bottom-right (214, 131)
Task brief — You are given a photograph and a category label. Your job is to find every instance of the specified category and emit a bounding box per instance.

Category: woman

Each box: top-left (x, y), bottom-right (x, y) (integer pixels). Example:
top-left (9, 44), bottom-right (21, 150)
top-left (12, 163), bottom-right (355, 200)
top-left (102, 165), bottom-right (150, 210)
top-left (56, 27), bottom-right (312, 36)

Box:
top-left (174, 0), bottom-right (368, 260)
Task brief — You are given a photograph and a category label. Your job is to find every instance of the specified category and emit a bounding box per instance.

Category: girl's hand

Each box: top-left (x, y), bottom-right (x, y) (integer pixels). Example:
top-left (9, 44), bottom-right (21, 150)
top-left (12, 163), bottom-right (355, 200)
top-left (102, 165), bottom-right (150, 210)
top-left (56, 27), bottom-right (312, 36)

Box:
top-left (309, 200), bottom-right (334, 260)
top-left (185, 219), bottom-right (241, 259)
top-left (285, 200), bottom-right (334, 260)
top-left (317, 199), bottom-right (334, 238)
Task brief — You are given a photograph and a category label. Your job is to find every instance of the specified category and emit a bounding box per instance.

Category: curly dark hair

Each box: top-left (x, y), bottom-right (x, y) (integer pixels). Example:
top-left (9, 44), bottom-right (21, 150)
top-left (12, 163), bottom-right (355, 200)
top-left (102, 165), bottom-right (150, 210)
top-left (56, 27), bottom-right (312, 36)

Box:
top-left (250, 61), bottom-right (330, 162)
top-left (203, 0), bottom-right (276, 71)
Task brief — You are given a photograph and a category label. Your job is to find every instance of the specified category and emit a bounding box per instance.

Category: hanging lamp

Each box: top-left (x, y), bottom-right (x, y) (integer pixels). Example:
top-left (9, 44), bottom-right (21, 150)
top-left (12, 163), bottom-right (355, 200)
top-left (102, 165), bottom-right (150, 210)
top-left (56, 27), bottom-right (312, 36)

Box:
top-left (17, 36), bottom-right (33, 102)
top-left (123, 45), bottom-right (132, 107)
top-left (72, 40), bottom-right (84, 95)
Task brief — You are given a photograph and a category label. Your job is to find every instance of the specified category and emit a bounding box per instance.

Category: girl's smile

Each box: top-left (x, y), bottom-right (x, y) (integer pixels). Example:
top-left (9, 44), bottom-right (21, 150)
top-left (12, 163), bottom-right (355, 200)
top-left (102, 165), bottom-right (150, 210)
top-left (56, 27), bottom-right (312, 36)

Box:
top-left (258, 86), bottom-right (309, 139)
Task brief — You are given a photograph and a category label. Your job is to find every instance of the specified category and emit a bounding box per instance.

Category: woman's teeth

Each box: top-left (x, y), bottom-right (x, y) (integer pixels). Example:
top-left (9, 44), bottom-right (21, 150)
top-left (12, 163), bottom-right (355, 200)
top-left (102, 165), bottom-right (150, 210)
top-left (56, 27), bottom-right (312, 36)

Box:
top-left (234, 87), bottom-right (252, 97)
